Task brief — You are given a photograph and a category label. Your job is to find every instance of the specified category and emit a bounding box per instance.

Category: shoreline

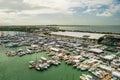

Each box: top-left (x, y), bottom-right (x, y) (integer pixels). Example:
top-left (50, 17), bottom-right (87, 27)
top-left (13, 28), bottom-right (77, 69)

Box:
top-left (0, 26), bottom-right (120, 35)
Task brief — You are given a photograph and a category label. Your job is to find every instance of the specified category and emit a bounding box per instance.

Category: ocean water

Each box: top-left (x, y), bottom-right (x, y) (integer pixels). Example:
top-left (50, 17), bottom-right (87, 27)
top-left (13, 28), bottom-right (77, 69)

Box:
top-left (59, 25), bottom-right (120, 33)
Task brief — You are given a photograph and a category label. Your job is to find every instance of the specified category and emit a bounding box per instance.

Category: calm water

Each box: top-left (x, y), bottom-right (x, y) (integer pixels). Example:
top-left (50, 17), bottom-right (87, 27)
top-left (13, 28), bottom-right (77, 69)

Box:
top-left (59, 25), bottom-right (120, 33)
top-left (0, 45), bottom-right (95, 80)
top-left (0, 31), bottom-right (96, 80)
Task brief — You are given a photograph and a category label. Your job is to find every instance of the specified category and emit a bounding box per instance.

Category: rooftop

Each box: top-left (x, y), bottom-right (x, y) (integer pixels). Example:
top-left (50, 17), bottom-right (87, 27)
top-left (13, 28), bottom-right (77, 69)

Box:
top-left (51, 32), bottom-right (106, 40)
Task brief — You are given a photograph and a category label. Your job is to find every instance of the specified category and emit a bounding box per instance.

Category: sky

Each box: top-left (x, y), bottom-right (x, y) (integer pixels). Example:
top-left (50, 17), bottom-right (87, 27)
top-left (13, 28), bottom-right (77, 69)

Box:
top-left (0, 0), bottom-right (120, 25)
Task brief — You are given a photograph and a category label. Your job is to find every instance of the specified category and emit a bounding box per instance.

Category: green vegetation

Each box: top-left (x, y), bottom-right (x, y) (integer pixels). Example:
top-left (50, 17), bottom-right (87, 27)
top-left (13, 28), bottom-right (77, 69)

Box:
top-left (0, 26), bottom-right (59, 33)
top-left (0, 25), bottom-right (120, 35)
top-left (0, 26), bottom-right (38, 32)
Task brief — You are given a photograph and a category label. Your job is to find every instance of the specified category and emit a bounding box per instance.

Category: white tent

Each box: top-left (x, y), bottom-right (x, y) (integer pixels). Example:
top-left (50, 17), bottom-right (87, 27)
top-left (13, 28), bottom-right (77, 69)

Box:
top-left (51, 32), bottom-right (106, 40)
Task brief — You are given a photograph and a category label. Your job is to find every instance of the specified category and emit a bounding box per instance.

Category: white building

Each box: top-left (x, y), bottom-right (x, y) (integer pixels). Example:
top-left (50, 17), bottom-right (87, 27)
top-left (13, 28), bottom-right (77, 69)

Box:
top-left (51, 31), bottom-right (106, 43)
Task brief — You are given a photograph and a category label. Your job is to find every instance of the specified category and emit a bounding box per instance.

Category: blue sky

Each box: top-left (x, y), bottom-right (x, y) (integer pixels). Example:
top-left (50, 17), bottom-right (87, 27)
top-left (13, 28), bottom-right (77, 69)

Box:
top-left (0, 0), bottom-right (120, 25)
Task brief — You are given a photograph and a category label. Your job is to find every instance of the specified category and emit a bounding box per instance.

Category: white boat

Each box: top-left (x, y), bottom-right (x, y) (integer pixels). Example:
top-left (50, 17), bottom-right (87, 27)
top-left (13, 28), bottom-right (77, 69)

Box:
top-left (40, 57), bottom-right (47, 61)
top-left (29, 61), bottom-right (36, 69)
top-left (52, 60), bottom-right (61, 66)
top-left (80, 74), bottom-right (93, 80)
top-left (77, 64), bottom-right (89, 70)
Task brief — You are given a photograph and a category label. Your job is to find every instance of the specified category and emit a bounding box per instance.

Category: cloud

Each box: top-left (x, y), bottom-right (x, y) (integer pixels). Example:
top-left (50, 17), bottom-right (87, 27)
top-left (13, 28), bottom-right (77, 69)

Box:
top-left (96, 4), bottom-right (120, 17)
top-left (96, 12), bottom-right (112, 17)
top-left (0, 0), bottom-right (49, 13)
top-left (22, 0), bottom-right (79, 14)
top-left (0, 0), bottom-right (120, 16)
top-left (83, 9), bottom-right (97, 14)
top-left (0, 0), bottom-right (120, 25)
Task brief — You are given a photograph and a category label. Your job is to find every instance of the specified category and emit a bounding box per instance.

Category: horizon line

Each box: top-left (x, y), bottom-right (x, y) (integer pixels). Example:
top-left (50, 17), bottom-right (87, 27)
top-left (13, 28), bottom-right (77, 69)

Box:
top-left (0, 24), bottom-right (120, 26)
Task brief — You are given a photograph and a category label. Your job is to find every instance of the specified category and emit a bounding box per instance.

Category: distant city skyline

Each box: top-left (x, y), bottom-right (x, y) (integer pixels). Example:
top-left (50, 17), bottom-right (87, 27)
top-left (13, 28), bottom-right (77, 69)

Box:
top-left (0, 0), bottom-right (120, 25)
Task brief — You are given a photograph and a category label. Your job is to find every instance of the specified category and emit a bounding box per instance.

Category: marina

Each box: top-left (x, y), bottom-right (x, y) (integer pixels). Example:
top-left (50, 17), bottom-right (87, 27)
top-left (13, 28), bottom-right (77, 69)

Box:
top-left (0, 30), bottom-right (120, 80)
top-left (0, 45), bottom-right (95, 80)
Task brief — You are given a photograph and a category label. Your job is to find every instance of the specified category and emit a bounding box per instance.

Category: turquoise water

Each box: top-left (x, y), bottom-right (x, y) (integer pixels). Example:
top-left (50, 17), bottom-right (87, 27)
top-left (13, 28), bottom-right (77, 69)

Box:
top-left (0, 45), bottom-right (96, 80)
top-left (59, 25), bottom-right (120, 33)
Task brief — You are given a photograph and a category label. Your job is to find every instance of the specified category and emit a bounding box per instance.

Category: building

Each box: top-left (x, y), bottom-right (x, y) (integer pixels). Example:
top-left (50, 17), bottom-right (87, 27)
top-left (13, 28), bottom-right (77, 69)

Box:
top-left (51, 32), bottom-right (106, 43)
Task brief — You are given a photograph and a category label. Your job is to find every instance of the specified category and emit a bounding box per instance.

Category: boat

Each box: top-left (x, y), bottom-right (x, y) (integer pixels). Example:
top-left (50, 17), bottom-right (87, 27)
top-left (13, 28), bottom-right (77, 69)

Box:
top-left (52, 60), bottom-right (61, 66)
top-left (38, 64), bottom-right (47, 71)
top-left (73, 63), bottom-right (80, 68)
top-left (35, 64), bottom-right (41, 71)
top-left (29, 61), bottom-right (36, 69)
top-left (1, 40), bottom-right (9, 44)
top-left (47, 53), bottom-right (54, 56)
top-left (26, 48), bottom-right (33, 54)
top-left (6, 51), bottom-right (17, 56)
top-left (17, 50), bottom-right (26, 57)
top-left (80, 74), bottom-right (94, 80)
top-left (6, 43), bottom-right (19, 48)
top-left (40, 57), bottom-right (47, 61)
top-left (77, 64), bottom-right (89, 71)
